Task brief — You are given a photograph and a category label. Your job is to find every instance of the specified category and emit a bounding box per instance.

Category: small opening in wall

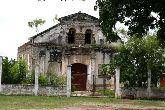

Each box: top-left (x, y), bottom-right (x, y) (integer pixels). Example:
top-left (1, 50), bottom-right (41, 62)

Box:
top-left (85, 29), bottom-right (92, 44)
top-left (49, 49), bottom-right (62, 62)
top-left (68, 28), bottom-right (76, 44)
top-left (39, 50), bottom-right (46, 58)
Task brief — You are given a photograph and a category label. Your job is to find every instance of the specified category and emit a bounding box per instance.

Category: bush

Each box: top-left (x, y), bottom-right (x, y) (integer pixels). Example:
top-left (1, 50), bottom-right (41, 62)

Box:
top-left (96, 89), bottom-right (115, 97)
top-left (26, 70), bottom-right (35, 84)
top-left (50, 74), bottom-right (66, 86)
top-left (2, 57), bottom-right (15, 84)
top-left (58, 75), bottom-right (66, 85)
top-left (39, 75), bottom-right (48, 86)
top-left (17, 58), bottom-right (28, 84)
top-left (2, 57), bottom-right (29, 84)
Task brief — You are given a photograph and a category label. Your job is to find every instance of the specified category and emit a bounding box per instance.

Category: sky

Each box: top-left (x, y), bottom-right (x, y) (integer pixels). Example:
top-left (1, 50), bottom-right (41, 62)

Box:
top-left (0, 0), bottom-right (99, 59)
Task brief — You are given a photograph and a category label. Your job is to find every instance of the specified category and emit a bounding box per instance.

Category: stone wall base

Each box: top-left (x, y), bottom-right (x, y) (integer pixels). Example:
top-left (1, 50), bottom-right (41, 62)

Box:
top-left (0, 84), bottom-right (66, 96)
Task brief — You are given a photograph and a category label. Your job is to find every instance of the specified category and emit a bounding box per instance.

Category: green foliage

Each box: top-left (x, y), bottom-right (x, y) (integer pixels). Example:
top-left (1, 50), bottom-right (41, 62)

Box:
top-left (2, 57), bottom-right (29, 84)
top-left (17, 59), bottom-right (29, 84)
top-left (28, 19), bottom-right (45, 32)
top-left (50, 74), bottom-right (66, 86)
top-left (100, 64), bottom-right (114, 78)
top-left (39, 74), bottom-right (48, 86)
top-left (2, 57), bottom-right (15, 84)
top-left (96, 89), bottom-right (115, 97)
top-left (96, 0), bottom-right (165, 46)
top-left (11, 61), bottom-right (19, 84)
top-left (38, 74), bottom-right (66, 86)
top-left (71, 85), bottom-right (76, 92)
top-left (158, 87), bottom-right (165, 90)
top-left (26, 70), bottom-right (35, 84)
top-left (2, 57), bottom-right (66, 85)
top-left (111, 35), bottom-right (164, 87)
top-left (90, 44), bottom-right (98, 49)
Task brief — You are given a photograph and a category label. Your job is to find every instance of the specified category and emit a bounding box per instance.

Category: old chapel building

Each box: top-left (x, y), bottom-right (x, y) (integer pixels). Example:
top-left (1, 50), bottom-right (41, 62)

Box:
top-left (18, 12), bottom-right (117, 91)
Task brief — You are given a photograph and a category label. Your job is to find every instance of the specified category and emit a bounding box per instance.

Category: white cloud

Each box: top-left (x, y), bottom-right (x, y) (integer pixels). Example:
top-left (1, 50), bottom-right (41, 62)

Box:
top-left (0, 0), bottom-right (99, 59)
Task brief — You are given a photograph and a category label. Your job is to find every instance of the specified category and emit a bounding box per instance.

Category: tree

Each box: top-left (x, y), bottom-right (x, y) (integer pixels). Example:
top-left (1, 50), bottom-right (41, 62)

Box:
top-left (28, 19), bottom-right (45, 32)
top-left (111, 35), bottom-right (164, 87)
top-left (2, 57), bottom-right (14, 84)
top-left (12, 59), bottom-right (28, 84)
top-left (100, 64), bottom-right (114, 78)
top-left (2, 57), bottom-right (29, 84)
top-left (100, 64), bottom-right (114, 95)
top-left (11, 60), bottom-right (20, 84)
top-left (95, 0), bottom-right (165, 47)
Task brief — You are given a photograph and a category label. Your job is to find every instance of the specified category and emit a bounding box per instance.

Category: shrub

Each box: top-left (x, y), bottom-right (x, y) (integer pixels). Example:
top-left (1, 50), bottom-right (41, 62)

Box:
top-left (96, 89), bottom-right (115, 97)
top-left (26, 70), bottom-right (35, 84)
top-left (50, 74), bottom-right (66, 86)
top-left (2, 57), bottom-right (29, 84)
top-left (2, 57), bottom-right (15, 84)
top-left (39, 74), bottom-right (48, 86)
top-left (17, 58), bottom-right (28, 84)
top-left (58, 75), bottom-right (66, 85)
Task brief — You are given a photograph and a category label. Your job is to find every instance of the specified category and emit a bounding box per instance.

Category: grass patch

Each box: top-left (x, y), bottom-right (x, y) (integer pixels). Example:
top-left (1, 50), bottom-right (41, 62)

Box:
top-left (96, 89), bottom-right (115, 97)
top-left (0, 96), bottom-right (164, 110)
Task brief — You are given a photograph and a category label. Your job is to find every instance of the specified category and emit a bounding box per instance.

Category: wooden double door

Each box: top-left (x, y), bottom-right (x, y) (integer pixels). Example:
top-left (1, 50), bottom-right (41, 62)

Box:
top-left (71, 63), bottom-right (87, 91)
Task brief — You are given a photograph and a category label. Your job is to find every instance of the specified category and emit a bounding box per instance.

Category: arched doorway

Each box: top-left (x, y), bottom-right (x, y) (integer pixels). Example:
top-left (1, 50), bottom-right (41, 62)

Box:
top-left (71, 63), bottom-right (87, 91)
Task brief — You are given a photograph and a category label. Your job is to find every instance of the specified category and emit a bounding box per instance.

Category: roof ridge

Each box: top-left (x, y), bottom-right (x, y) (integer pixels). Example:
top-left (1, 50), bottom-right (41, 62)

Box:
top-left (30, 12), bottom-right (99, 41)
top-left (58, 11), bottom-right (98, 22)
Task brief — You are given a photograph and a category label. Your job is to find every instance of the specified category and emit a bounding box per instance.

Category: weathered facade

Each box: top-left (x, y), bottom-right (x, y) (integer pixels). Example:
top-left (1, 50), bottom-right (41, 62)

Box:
top-left (18, 12), bottom-right (116, 91)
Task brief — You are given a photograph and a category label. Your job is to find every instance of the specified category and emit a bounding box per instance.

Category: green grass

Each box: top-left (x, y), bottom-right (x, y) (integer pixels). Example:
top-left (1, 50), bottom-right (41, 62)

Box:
top-left (96, 89), bottom-right (115, 97)
top-left (0, 96), bottom-right (164, 110)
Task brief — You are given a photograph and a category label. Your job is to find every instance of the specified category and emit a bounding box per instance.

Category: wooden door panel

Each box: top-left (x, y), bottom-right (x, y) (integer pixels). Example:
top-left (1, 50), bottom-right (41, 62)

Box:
top-left (71, 63), bottom-right (87, 91)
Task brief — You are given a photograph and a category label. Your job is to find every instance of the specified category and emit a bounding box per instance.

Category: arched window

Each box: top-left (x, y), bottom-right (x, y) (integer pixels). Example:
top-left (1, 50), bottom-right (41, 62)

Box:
top-left (85, 29), bottom-right (92, 44)
top-left (68, 28), bottom-right (76, 44)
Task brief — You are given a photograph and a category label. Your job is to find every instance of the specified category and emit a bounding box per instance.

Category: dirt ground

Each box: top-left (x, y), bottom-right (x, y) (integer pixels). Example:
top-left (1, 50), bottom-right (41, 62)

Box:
top-left (63, 105), bottom-right (116, 110)
top-left (62, 104), bottom-right (165, 110)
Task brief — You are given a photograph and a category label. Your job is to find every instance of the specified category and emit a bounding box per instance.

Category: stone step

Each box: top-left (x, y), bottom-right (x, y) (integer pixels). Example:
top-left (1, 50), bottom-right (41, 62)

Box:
top-left (72, 91), bottom-right (92, 96)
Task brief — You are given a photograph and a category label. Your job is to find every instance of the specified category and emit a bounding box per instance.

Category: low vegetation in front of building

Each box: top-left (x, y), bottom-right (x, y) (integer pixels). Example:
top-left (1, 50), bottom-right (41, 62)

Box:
top-left (38, 74), bottom-right (66, 86)
top-left (2, 57), bottom-right (28, 84)
top-left (96, 89), bottom-right (115, 97)
top-left (2, 57), bottom-right (66, 86)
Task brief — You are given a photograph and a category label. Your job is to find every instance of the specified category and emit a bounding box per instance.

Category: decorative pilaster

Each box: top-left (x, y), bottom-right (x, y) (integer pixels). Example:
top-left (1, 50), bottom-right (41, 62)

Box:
top-left (67, 65), bottom-right (72, 97)
top-left (34, 65), bottom-right (39, 96)
top-left (86, 64), bottom-right (92, 90)
top-left (115, 66), bottom-right (121, 98)
top-left (90, 53), bottom-right (96, 92)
